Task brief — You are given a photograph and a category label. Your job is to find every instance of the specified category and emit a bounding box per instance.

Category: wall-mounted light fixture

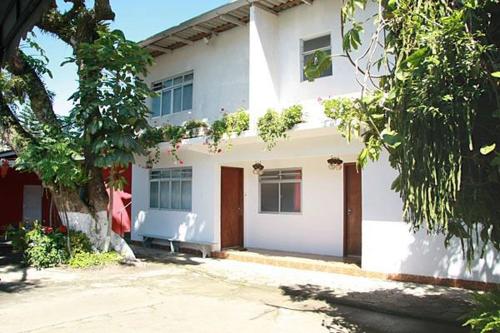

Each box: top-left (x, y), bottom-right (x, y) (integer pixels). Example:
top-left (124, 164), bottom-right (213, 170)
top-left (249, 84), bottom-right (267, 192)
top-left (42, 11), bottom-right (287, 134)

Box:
top-left (327, 156), bottom-right (343, 170)
top-left (252, 161), bottom-right (264, 175)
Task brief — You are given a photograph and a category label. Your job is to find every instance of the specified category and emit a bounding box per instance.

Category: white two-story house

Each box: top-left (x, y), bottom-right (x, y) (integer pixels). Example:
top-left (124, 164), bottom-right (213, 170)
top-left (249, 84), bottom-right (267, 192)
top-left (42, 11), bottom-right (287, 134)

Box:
top-left (131, 0), bottom-right (499, 285)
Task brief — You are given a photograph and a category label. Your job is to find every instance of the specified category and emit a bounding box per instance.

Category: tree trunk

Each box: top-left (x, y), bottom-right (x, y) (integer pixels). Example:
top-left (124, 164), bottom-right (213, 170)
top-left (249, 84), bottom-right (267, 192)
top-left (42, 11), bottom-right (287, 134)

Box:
top-left (51, 186), bottom-right (135, 260)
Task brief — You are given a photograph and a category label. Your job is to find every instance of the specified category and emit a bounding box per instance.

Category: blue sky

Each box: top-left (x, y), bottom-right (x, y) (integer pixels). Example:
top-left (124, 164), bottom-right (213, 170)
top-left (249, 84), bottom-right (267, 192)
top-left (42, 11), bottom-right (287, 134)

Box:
top-left (33, 0), bottom-right (228, 115)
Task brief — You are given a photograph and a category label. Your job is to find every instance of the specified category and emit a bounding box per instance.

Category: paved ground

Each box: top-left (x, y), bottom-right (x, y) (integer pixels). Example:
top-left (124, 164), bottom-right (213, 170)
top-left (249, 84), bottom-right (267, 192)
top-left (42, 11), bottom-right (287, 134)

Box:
top-left (0, 245), bottom-right (473, 333)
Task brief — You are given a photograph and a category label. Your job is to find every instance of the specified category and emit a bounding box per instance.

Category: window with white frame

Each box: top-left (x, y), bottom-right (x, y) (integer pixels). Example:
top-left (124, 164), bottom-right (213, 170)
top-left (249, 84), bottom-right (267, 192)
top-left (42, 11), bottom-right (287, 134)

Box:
top-left (149, 167), bottom-right (192, 211)
top-left (301, 34), bottom-right (332, 81)
top-left (259, 169), bottom-right (302, 213)
top-left (151, 72), bottom-right (193, 117)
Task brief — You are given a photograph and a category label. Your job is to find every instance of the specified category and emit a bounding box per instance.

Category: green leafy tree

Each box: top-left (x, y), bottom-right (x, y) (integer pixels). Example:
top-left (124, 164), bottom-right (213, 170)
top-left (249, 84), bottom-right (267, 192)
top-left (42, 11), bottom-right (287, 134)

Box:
top-left (305, 0), bottom-right (499, 261)
top-left (0, 0), bottom-right (155, 258)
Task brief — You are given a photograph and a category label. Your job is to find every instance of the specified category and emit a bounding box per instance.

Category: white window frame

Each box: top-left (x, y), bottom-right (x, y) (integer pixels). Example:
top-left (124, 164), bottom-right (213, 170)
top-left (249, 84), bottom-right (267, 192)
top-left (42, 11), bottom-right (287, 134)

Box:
top-left (149, 167), bottom-right (192, 211)
top-left (300, 33), bottom-right (332, 82)
top-left (259, 168), bottom-right (302, 214)
top-left (151, 71), bottom-right (194, 118)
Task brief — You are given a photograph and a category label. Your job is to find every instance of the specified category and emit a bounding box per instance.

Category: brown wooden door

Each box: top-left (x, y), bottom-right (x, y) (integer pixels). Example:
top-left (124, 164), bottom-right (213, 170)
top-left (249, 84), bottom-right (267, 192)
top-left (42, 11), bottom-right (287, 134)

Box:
top-left (221, 167), bottom-right (244, 249)
top-left (344, 163), bottom-right (362, 257)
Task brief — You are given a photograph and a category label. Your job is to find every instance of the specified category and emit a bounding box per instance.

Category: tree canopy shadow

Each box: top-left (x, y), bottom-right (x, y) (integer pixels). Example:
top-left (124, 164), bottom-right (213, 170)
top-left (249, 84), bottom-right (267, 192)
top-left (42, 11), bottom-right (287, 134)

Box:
top-left (279, 283), bottom-right (472, 333)
top-left (130, 244), bottom-right (203, 266)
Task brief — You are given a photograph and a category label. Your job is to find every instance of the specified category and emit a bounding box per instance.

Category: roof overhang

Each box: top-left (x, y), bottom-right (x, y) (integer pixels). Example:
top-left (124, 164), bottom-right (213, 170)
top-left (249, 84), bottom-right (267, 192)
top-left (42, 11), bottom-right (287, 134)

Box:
top-left (140, 0), bottom-right (313, 56)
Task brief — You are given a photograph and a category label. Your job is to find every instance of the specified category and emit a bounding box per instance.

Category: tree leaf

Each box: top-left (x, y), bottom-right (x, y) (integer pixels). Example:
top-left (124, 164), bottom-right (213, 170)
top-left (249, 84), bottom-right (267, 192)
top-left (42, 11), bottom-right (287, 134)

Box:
top-left (480, 143), bottom-right (496, 155)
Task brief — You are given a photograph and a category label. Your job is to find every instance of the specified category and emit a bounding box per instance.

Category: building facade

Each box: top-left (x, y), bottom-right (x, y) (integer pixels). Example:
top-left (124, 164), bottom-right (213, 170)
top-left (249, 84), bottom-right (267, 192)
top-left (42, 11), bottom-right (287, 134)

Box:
top-left (131, 0), bottom-right (499, 284)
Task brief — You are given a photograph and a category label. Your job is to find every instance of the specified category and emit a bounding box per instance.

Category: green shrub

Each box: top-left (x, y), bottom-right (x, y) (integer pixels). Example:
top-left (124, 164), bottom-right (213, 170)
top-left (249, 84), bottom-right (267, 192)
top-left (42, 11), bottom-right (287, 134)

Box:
top-left (68, 230), bottom-right (93, 255)
top-left (6, 225), bottom-right (28, 253)
top-left (257, 105), bottom-right (303, 150)
top-left (463, 290), bottom-right (500, 333)
top-left (25, 223), bottom-right (68, 269)
top-left (68, 251), bottom-right (122, 268)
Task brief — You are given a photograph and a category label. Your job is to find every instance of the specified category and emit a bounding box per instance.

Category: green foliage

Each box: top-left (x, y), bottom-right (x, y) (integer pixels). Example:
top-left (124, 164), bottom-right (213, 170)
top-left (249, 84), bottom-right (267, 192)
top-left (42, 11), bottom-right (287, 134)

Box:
top-left (207, 109), bottom-right (250, 153)
top-left (304, 50), bottom-right (332, 82)
top-left (257, 105), bottom-right (303, 150)
top-left (6, 226), bottom-right (28, 253)
top-left (463, 290), bottom-right (500, 333)
top-left (68, 29), bottom-right (154, 187)
top-left (183, 119), bottom-right (209, 139)
top-left (24, 222), bottom-right (68, 269)
top-left (68, 251), bottom-right (122, 268)
top-left (307, 0), bottom-right (500, 261)
top-left (68, 230), bottom-right (93, 255)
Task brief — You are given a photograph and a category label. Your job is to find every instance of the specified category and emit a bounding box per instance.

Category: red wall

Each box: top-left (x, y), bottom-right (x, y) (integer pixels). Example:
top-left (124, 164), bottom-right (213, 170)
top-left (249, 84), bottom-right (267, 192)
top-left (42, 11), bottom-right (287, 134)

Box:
top-left (0, 162), bottom-right (132, 236)
top-left (0, 165), bottom-right (56, 228)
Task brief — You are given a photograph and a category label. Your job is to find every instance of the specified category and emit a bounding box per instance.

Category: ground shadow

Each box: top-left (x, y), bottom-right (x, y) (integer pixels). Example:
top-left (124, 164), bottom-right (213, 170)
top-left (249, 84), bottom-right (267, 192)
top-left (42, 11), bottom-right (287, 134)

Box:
top-left (0, 240), bottom-right (41, 294)
top-left (130, 244), bottom-right (203, 266)
top-left (279, 283), bottom-right (472, 333)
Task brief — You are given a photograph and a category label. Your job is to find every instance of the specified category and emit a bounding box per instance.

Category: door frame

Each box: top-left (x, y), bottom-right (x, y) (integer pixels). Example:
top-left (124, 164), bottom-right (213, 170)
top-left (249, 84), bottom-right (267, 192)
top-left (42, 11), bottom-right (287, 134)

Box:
top-left (220, 166), bottom-right (244, 249)
top-left (343, 163), bottom-right (362, 257)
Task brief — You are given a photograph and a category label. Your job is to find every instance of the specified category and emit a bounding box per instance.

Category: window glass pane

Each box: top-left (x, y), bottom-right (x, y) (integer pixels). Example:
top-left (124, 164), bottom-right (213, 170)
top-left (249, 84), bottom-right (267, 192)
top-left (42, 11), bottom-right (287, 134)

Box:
top-left (151, 95), bottom-right (161, 117)
top-left (149, 182), bottom-right (159, 208)
top-left (151, 171), bottom-right (161, 180)
top-left (171, 180), bottom-right (181, 209)
top-left (182, 168), bottom-right (192, 178)
top-left (260, 170), bottom-right (279, 182)
top-left (184, 73), bottom-right (193, 82)
top-left (173, 87), bottom-right (182, 113)
top-left (161, 90), bottom-right (172, 115)
top-left (303, 35), bottom-right (331, 53)
top-left (159, 181), bottom-right (170, 209)
top-left (164, 79), bottom-right (173, 88)
top-left (281, 169), bottom-right (302, 180)
top-left (173, 76), bottom-right (183, 85)
top-left (182, 84), bottom-right (193, 111)
top-left (171, 169), bottom-right (182, 178)
top-left (160, 170), bottom-right (170, 179)
top-left (181, 180), bottom-right (192, 210)
top-left (281, 182), bottom-right (301, 213)
top-left (261, 183), bottom-right (279, 212)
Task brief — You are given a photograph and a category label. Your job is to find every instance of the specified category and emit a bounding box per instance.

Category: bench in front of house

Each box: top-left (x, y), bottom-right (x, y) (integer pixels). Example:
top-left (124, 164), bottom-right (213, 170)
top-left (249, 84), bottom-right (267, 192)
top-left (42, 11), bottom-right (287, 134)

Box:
top-left (140, 233), bottom-right (216, 258)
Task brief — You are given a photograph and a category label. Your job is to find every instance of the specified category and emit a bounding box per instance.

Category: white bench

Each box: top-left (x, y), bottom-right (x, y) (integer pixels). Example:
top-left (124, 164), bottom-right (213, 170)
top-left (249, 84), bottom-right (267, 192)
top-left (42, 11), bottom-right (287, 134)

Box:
top-left (140, 233), bottom-right (216, 258)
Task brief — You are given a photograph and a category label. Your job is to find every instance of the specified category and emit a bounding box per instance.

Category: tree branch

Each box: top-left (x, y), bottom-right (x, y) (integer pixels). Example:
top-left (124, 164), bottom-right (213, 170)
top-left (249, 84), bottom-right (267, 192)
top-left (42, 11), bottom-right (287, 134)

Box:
top-left (8, 52), bottom-right (61, 130)
top-left (0, 92), bottom-right (34, 150)
top-left (94, 0), bottom-right (115, 21)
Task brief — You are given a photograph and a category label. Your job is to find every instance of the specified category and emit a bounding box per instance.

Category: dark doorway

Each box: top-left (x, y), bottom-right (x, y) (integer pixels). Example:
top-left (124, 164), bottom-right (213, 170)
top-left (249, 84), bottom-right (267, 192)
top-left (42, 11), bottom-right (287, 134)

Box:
top-left (344, 163), bottom-right (362, 257)
top-left (221, 167), bottom-right (244, 249)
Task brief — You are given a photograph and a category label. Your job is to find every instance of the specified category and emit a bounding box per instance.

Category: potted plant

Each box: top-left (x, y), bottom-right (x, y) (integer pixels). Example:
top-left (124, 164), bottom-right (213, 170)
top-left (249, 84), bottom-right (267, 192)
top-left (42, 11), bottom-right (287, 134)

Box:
top-left (183, 119), bottom-right (209, 138)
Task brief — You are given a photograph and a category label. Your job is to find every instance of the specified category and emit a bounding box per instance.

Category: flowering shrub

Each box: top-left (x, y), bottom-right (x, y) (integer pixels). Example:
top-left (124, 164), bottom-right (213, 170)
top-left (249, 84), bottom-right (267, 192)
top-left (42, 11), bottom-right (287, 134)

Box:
top-left (25, 222), bottom-right (68, 269)
top-left (6, 221), bottom-right (95, 269)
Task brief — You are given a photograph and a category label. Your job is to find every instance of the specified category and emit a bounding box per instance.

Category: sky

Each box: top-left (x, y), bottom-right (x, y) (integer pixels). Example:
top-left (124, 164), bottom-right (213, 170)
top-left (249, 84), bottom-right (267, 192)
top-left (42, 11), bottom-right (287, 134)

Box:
top-left (32, 0), bottom-right (228, 115)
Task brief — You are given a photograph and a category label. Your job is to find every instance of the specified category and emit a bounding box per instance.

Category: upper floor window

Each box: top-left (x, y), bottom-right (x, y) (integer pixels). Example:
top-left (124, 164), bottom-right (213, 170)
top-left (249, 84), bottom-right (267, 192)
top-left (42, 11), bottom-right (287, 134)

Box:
top-left (151, 72), bottom-right (193, 117)
top-left (149, 167), bottom-right (192, 211)
top-left (301, 34), bottom-right (332, 81)
top-left (259, 169), bottom-right (302, 214)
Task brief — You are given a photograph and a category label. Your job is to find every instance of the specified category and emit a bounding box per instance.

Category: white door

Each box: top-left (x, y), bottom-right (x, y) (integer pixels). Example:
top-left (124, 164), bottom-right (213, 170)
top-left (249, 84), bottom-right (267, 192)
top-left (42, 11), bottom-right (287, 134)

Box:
top-left (23, 185), bottom-right (42, 222)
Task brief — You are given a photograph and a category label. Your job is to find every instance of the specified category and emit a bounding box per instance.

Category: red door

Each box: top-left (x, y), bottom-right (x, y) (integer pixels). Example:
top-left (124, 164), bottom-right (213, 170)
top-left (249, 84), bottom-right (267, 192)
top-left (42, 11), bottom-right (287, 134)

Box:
top-left (344, 163), bottom-right (362, 256)
top-left (220, 167), bottom-right (244, 249)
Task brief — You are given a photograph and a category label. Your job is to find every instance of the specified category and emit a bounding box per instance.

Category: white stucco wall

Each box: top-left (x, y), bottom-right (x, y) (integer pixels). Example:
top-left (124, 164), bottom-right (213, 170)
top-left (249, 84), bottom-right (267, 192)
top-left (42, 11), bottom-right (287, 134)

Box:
top-left (131, 150), bottom-right (219, 244)
top-left (362, 154), bottom-right (500, 283)
top-left (241, 156), bottom-right (345, 256)
top-left (145, 25), bottom-right (249, 126)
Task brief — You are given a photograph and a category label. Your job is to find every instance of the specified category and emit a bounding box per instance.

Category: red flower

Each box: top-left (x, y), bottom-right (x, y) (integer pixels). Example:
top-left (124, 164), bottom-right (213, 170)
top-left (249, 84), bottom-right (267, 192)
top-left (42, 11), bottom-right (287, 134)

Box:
top-left (179, 160), bottom-right (184, 165)
top-left (58, 225), bottom-right (68, 233)
top-left (42, 226), bottom-right (54, 234)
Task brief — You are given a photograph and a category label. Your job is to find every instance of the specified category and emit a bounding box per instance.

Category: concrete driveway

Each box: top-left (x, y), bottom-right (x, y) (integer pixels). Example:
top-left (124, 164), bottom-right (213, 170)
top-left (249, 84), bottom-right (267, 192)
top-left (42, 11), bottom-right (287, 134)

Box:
top-left (0, 247), bottom-right (472, 333)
